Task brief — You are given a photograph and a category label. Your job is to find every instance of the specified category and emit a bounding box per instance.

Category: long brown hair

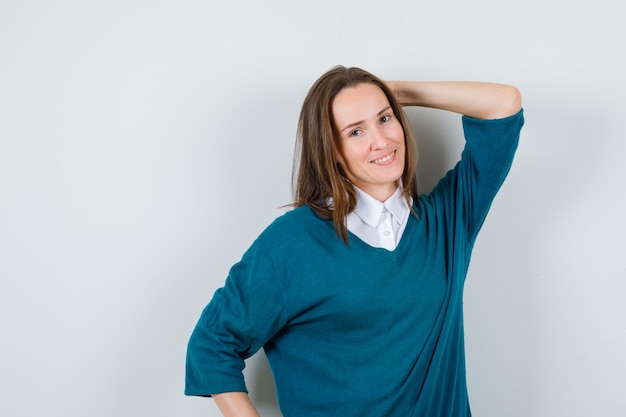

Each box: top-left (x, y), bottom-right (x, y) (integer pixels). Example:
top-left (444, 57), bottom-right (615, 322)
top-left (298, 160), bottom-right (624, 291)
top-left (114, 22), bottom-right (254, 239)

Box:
top-left (293, 66), bottom-right (418, 243)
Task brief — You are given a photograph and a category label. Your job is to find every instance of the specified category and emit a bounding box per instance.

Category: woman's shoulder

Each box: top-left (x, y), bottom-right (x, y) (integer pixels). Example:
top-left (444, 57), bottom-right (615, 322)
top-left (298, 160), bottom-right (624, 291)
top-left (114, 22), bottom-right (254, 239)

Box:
top-left (257, 205), bottom-right (332, 247)
top-left (269, 204), bottom-right (320, 227)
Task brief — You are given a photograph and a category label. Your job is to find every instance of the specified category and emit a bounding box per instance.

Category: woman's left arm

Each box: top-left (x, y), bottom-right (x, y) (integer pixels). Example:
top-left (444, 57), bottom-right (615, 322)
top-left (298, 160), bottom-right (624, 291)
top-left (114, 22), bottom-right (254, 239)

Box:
top-left (387, 80), bottom-right (522, 120)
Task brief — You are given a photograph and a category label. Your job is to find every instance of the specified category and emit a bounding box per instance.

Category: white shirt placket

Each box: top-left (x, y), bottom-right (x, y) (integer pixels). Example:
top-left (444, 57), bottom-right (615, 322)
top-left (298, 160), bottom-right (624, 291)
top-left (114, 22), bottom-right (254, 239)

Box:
top-left (377, 209), bottom-right (396, 251)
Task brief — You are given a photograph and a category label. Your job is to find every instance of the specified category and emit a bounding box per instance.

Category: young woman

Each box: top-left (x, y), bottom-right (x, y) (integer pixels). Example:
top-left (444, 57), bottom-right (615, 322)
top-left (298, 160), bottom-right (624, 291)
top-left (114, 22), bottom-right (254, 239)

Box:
top-left (185, 66), bottom-right (524, 417)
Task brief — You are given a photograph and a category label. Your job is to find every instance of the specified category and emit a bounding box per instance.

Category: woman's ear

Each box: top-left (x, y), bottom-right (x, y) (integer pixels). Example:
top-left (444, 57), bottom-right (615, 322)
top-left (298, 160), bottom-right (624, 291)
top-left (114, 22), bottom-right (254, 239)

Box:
top-left (331, 140), bottom-right (345, 166)
top-left (335, 161), bottom-right (348, 180)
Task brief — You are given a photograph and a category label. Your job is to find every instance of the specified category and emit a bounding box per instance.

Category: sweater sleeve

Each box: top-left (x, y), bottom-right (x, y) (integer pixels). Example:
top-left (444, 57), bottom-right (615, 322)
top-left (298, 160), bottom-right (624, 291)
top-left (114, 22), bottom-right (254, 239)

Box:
top-left (459, 109), bottom-right (524, 240)
top-left (424, 109), bottom-right (524, 243)
top-left (184, 240), bottom-right (288, 396)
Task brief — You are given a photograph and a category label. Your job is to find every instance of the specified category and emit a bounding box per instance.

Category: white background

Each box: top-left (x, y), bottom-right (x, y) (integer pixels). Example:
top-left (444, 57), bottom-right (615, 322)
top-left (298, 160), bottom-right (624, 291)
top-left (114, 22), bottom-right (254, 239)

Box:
top-left (1, 1), bottom-right (624, 416)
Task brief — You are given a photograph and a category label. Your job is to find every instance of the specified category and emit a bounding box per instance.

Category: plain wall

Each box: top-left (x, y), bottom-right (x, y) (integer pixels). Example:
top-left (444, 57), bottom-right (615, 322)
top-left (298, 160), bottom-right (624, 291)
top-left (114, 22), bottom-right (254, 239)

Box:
top-left (1, 1), bottom-right (624, 416)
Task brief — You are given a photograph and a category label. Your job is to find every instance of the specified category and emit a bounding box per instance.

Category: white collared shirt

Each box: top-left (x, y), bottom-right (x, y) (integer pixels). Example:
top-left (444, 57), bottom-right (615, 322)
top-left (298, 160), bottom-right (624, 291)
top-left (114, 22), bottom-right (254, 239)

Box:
top-left (346, 185), bottom-right (411, 251)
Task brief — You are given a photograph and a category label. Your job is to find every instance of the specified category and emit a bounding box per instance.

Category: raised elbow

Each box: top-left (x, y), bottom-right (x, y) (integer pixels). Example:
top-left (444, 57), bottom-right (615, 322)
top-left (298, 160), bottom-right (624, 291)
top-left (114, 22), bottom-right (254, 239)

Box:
top-left (496, 85), bottom-right (522, 119)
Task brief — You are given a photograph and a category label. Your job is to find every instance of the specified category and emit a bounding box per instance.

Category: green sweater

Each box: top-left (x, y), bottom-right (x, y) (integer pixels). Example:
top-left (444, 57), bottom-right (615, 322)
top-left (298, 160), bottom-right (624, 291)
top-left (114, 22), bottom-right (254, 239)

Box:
top-left (186, 110), bottom-right (524, 417)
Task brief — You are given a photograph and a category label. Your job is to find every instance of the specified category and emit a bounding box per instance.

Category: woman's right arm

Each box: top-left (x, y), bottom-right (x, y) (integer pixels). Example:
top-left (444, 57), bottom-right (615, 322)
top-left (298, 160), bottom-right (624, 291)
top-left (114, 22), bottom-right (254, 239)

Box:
top-left (213, 392), bottom-right (261, 417)
top-left (186, 241), bottom-right (288, 416)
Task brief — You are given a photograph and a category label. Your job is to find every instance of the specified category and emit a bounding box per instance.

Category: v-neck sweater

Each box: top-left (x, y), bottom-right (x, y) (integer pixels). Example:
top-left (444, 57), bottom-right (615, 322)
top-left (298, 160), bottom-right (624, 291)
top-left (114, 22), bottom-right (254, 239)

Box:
top-left (186, 110), bottom-right (524, 417)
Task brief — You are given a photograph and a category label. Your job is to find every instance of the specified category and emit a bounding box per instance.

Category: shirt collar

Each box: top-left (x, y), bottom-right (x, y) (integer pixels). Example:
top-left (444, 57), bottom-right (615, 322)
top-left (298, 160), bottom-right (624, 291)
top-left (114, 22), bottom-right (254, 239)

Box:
top-left (353, 185), bottom-right (410, 228)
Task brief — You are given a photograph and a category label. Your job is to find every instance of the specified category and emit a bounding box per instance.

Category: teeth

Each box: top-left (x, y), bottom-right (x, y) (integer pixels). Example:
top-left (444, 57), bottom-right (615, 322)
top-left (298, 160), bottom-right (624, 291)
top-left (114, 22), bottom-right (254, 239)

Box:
top-left (372, 152), bottom-right (394, 164)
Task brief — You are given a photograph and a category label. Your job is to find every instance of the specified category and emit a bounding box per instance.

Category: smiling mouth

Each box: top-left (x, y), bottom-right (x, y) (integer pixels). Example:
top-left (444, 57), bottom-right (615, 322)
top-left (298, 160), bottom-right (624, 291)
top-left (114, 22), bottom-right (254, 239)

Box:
top-left (371, 151), bottom-right (396, 165)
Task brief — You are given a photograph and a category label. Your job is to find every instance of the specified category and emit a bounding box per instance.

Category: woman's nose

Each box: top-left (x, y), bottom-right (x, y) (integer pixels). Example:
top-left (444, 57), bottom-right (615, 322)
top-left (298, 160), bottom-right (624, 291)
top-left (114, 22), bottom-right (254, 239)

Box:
top-left (370, 127), bottom-right (388, 150)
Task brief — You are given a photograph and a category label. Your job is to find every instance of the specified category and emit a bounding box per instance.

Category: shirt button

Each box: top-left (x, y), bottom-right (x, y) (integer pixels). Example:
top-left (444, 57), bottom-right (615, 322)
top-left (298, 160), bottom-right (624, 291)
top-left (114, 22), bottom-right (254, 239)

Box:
top-left (383, 230), bottom-right (391, 236)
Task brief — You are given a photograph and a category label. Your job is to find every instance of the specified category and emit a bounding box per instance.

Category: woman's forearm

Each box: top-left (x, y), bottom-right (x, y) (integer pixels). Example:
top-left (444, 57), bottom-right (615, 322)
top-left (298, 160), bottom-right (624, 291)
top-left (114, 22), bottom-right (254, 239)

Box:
top-left (388, 80), bottom-right (522, 120)
top-left (213, 392), bottom-right (261, 417)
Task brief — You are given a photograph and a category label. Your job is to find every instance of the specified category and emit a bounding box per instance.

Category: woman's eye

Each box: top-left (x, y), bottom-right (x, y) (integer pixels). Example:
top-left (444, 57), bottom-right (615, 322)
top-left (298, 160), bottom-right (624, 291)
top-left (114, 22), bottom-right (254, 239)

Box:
top-left (349, 129), bottom-right (362, 138)
top-left (380, 115), bottom-right (391, 123)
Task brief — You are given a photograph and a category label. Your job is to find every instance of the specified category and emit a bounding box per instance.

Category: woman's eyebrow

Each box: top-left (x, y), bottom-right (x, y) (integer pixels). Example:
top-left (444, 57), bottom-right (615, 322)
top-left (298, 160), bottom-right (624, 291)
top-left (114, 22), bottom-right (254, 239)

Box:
top-left (340, 106), bottom-right (392, 133)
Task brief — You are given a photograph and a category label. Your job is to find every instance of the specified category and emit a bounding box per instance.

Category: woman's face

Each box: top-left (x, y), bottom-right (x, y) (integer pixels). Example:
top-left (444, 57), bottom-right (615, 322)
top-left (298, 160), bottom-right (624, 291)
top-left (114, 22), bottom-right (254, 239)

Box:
top-left (332, 82), bottom-right (406, 202)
